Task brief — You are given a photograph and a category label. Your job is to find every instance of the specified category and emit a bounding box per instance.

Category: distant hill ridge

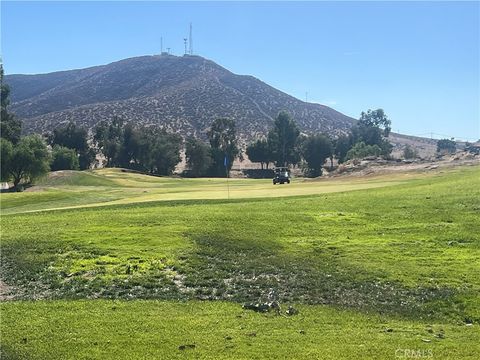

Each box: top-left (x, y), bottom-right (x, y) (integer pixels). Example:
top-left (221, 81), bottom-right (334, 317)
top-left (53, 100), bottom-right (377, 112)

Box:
top-left (6, 54), bottom-right (355, 140)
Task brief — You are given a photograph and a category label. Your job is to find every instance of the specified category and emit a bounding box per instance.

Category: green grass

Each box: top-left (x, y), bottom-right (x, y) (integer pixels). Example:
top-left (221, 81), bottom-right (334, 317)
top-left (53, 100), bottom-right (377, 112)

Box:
top-left (0, 168), bottom-right (409, 214)
top-left (1, 166), bottom-right (479, 359)
top-left (1, 301), bottom-right (478, 360)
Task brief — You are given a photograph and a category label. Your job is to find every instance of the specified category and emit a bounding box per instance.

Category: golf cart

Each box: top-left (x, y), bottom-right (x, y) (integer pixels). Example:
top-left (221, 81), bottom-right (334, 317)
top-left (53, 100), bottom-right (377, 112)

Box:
top-left (273, 167), bottom-right (290, 185)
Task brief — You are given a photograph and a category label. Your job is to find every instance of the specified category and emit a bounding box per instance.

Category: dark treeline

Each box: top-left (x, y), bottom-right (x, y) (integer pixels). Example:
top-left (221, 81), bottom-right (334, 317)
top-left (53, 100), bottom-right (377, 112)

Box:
top-left (245, 109), bottom-right (393, 177)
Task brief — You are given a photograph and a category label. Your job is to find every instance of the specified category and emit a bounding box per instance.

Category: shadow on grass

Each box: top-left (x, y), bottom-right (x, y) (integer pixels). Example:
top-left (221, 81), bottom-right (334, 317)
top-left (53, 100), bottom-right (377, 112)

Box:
top-left (178, 226), bottom-right (460, 322)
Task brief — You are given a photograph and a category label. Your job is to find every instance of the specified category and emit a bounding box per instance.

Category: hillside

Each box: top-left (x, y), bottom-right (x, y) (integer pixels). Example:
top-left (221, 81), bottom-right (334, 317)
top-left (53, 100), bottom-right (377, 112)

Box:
top-left (6, 55), bottom-right (355, 139)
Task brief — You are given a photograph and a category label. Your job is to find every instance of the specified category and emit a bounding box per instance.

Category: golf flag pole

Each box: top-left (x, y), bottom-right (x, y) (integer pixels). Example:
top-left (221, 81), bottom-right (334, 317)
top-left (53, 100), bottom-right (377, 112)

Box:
top-left (224, 154), bottom-right (230, 200)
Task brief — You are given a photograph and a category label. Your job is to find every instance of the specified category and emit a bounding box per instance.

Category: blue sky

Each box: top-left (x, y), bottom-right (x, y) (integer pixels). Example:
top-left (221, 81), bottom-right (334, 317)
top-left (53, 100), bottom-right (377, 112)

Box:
top-left (2, 1), bottom-right (479, 140)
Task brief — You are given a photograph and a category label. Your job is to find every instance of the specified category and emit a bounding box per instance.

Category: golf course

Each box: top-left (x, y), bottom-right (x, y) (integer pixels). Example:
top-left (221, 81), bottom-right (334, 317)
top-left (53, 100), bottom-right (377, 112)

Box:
top-left (1, 165), bottom-right (479, 359)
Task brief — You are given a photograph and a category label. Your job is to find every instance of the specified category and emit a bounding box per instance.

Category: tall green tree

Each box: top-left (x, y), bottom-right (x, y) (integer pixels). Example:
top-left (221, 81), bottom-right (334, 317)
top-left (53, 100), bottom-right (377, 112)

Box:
top-left (246, 138), bottom-right (274, 169)
top-left (144, 128), bottom-right (182, 175)
top-left (0, 138), bottom-right (13, 182)
top-left (93, 117), bottom-right (125, 167)
top-left (49, 122), bottom-right (95, 170)
top-left (301, 134), bottom-right (333, 177)
top-left (1, 64), bottom-right (22, 144)
top-left (334, 134), bottom-right (352, 164)
top-left (267, 111), bottom-right (300, 167)
top-left (351, 109), bottom-right (392, 156)
top-left (0, 135), bottom-right (50, 190)
top-left (185, 137), bottom-right (212, 177)
top-left (51, 145), bottom-right (80, 171)
top-left (207, 118), bottom-right (240, 176)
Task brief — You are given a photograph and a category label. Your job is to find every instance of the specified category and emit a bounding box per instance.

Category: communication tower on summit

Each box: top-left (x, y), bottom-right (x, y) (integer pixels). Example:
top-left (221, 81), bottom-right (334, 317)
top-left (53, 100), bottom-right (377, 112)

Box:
top-left (160, 36), bottom-right (169, 56)
top-left (189, 23), bottom-right (193, 55)
top-left (183, 38), bottom-right (188, 55)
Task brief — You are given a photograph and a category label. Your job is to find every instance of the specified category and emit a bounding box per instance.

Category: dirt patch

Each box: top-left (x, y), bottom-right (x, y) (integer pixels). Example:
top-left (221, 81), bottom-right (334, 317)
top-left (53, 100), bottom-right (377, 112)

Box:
top-left (0, 279), bottom-right (15, 301)
top-left (325, 152), bottom-right (479, 179)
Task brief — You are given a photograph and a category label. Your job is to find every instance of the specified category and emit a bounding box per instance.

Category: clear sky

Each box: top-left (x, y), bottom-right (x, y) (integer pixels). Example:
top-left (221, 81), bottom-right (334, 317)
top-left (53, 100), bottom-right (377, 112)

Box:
top-left (1, 1), bottom-right (479, 141)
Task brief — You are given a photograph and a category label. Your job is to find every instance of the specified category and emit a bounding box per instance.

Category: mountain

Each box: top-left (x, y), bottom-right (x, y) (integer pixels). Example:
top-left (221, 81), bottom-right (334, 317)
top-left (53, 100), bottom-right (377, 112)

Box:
top-left (6, 55), bottom-right (355, 140)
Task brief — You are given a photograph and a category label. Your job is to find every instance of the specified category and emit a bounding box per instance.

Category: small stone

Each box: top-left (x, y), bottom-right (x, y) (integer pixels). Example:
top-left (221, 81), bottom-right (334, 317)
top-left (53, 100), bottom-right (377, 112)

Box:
top-left (421, 339), bottom-right (431, 343)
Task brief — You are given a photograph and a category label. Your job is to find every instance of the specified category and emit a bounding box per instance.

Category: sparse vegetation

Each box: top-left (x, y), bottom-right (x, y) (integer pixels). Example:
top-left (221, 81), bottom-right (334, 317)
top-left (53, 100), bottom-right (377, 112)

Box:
top-left (403, 144), bottom-right (418, 159)
top-left (437, 138), bottom-right (457, 155)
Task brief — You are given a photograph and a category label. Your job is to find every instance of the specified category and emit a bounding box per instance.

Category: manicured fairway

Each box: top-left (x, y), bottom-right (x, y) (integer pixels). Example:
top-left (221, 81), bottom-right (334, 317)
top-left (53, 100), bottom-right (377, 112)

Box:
top-left (0, 168), bottom-right (410, 214)
top-left (1, 166), bottom-right (479, 359)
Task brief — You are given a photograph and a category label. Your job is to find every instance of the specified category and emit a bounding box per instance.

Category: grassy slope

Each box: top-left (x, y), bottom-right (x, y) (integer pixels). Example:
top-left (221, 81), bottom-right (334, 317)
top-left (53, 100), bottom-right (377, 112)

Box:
top-left (0, 168), bottom-right (408, 214)
top-left (1, 166), bottom-right (479, 359)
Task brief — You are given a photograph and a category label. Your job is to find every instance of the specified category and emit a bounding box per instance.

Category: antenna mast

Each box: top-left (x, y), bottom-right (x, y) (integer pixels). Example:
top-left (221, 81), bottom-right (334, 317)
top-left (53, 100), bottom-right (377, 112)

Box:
top-left (189, 23), bottom-right (193, 55)
top-left (160, 36), bottom-right (163, 54)
top-left (183, 38), bottom-right (188, 55)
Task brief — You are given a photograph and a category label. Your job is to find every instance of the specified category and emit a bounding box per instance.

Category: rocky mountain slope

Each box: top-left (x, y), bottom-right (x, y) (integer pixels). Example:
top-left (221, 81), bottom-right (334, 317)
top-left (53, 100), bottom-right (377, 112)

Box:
top-left (6, 55), bottom-right (355, 140)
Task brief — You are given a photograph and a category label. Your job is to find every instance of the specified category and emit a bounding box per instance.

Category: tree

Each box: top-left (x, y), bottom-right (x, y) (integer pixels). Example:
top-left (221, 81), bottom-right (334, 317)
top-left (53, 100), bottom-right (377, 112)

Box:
top-left (358, 109), bottom-right (391, 135)
top-left (185, 137), bottom-right (212, 177)
top-left (436, 139), bottom-right (456, 154)
top-left (1, 135), bottom-right (50, 190)
top-left (351, 109), bottom-right (392, 156)
top-left (51, 145), bottom-right (80, 171)
top-left (301, 134), bottom-right (333, 177)
top-left (0, 138), bottom-right (13, 181)
top-left (1, 65), bottom-right (22, 144)
top-left (346, 142), bottom-right (382, 160)
top-left (207, 118), bottom-right (240, 176)
top-left (145, 129), bottom-right (182, 175)
top-left (403, 145), bottom-right (418, 159)
top-left (49, 122), bottom-right (95, 169)
top-left (93, 117), bottom-right (125, 167)
top-left (267, 111), bottom-right (300, 167)
top-left (334, 135), bottom-right (352, 164)
top-left (246, 138), bottom-right (274, 169)
top-left (94, 119), bottom-right (182, 175)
